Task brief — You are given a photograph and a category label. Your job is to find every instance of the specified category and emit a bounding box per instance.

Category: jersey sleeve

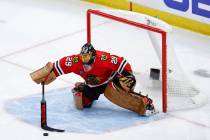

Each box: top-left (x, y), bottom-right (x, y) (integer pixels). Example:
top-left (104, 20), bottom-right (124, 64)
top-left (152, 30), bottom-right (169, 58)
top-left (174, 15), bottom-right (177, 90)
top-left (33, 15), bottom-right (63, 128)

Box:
top-left (53, 55), bottom-right (80, 77)
top-left (109, 54), bottom-right (133, 75)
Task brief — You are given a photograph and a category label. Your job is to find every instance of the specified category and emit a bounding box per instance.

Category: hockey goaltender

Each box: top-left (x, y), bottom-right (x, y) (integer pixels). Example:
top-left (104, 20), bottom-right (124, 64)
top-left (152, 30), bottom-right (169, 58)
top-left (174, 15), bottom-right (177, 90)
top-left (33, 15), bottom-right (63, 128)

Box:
top-left (30, 43), bottom-right (156, 116)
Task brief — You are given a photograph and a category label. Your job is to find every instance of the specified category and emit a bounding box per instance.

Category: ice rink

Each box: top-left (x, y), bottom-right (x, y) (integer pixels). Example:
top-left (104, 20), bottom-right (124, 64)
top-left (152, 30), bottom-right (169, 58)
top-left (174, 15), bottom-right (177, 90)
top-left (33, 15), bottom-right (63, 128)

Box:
top-left (0, 0), bottom-right (210, 140)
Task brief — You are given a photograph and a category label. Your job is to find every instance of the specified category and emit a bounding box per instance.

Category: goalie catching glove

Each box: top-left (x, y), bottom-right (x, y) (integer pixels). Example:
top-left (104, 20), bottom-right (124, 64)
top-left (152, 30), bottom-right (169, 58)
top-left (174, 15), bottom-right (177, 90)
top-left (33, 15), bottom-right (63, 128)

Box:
top-left (113, 73), bottom-right (136, 92)
top-left (30, 62), bottom-right (56, 85)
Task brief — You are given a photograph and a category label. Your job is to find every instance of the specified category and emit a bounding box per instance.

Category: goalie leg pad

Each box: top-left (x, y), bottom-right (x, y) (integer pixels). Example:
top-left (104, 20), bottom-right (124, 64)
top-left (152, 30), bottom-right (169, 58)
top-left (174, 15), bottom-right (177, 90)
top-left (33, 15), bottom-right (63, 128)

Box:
top-left (73, 91), bottom-right (93, 109)
top-left (104, 82), bottom-right (148, 115)
top-left (73, 92), bottom-right (84, 110)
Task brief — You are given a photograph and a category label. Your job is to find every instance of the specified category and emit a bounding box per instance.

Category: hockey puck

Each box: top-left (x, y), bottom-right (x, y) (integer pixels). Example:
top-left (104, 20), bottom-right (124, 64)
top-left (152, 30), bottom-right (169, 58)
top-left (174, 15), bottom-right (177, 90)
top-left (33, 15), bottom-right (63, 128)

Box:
top-left (43, 133), bottom-right (49, 136)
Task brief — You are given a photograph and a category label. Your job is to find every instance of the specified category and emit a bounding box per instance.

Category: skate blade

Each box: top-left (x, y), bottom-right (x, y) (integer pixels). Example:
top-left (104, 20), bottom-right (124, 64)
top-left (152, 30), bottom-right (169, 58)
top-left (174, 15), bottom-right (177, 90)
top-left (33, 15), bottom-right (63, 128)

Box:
top-left (144, 109), bottom-right (159, 116)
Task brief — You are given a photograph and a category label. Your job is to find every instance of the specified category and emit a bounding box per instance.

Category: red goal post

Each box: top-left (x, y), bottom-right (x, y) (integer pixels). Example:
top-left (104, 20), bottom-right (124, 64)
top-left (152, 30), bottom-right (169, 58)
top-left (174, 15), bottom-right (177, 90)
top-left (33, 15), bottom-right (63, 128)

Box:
top-left (86, 9), bottom-right (167, 112)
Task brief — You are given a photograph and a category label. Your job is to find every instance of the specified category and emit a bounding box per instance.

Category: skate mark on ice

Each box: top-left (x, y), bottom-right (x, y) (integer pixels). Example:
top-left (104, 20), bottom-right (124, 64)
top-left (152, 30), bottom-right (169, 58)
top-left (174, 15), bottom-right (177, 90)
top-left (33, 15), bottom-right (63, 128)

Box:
top-left (194, 69), bottom-right (210, 78)
top-left (0, 20), bottom-right (6, 23)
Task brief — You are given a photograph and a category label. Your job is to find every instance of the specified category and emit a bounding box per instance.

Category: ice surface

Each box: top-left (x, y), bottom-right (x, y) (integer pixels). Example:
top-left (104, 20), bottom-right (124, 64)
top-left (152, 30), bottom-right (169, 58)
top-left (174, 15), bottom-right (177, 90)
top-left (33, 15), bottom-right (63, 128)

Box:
top-left (0, 0), bottom-right (210, 140)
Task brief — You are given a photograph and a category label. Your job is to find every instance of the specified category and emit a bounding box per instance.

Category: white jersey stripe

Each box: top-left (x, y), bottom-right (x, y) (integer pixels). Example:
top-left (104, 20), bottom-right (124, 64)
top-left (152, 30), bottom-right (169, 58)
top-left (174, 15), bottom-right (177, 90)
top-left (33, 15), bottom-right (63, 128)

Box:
top-left (117, 59), bottom-right (127, 74)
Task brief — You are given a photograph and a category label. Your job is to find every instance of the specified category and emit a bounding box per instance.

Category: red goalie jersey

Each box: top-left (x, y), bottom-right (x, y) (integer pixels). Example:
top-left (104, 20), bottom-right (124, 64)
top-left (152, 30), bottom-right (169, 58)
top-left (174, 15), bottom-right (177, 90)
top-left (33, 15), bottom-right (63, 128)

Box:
top-left (53, 50), bottom-right (132, 86)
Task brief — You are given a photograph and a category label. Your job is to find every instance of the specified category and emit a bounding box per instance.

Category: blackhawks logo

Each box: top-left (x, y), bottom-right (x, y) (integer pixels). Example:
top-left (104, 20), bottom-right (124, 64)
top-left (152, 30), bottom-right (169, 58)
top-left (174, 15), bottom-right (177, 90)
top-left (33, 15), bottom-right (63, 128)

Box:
top-left (86, 74), bottom-right (101, 85)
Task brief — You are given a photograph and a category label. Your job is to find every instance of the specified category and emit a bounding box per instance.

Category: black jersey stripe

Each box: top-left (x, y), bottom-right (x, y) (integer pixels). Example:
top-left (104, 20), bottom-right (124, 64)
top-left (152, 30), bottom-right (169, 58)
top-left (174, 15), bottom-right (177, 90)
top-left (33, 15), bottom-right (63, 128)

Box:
top-left (118, 59), bottom-right (127, 74)
top-left (56, 61), bottom-right (63, 75)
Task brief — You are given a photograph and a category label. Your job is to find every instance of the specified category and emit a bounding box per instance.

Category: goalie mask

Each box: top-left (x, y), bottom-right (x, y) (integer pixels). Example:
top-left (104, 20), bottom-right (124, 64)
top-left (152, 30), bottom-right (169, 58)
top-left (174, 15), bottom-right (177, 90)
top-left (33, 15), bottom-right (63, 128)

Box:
top-left (80, 43), bottom-right (96, 65)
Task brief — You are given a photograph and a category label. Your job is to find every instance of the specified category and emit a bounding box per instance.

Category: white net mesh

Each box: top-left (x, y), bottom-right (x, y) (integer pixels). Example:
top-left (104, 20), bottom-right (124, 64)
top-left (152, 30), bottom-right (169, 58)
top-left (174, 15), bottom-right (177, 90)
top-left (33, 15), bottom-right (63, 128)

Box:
top-left (146, 24), bottom-right (200, 97)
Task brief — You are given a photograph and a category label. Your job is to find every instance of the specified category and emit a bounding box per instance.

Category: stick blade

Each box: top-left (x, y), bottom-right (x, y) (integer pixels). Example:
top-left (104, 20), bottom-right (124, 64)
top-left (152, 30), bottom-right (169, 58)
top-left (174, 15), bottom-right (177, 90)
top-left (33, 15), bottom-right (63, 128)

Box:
top-left (42, 124), bottom-right (65, 132)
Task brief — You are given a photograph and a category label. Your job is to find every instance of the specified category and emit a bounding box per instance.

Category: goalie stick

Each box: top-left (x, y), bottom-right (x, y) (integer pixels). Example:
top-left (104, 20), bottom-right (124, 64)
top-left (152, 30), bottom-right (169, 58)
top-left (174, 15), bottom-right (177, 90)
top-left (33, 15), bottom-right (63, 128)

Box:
top-left (41, 82), bottom-right (65, 132)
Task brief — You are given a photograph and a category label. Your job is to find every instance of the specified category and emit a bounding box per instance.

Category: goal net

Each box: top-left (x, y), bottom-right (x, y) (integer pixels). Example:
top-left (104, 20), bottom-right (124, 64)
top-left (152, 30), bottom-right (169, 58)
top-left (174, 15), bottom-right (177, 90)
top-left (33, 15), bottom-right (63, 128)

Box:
top-left (86, 9), bottom-right (206, 112)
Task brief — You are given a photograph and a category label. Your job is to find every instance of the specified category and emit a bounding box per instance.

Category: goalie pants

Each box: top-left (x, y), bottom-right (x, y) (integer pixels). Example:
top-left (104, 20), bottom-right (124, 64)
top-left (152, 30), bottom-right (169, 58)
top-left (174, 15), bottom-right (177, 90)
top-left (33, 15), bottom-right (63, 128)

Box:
top-left (75, 83), bottom-right (107, 107)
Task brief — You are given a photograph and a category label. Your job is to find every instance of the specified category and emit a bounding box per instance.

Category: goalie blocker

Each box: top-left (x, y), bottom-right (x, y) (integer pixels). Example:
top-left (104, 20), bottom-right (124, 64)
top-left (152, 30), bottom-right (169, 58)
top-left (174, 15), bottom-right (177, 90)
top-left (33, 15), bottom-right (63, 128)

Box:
top-left (30, 62), bottom-right (56, 85)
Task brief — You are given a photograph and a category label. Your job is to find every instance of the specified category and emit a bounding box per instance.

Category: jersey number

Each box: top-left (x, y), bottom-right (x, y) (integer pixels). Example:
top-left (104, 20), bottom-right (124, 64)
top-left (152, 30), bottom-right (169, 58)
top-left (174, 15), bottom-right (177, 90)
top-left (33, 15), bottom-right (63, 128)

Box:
top-left (111, 56), bottom-right (118, 64)
top-left (65, 57), bottom-right (72, 66)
